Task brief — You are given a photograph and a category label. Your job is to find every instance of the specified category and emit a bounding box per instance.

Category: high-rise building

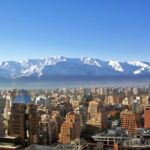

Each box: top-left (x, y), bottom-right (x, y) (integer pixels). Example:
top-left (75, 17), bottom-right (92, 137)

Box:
top-left (104, 96), bottom-right (114, 105)
top-left (79, 107), bottom-right (88, 126)
top-left (4, 89), bottom-right (17, 122)
top-left (132, 87), bottom-right (138, 95)
top-left (4, 99), bottom-right (11, 119)
top-left (4, 99), bottom-right (11, 136)
top-left (59, 112), bottom-right (80, 144)
top-left (121, 110), bottom-right (140, 134)
top-left (38, 113), bottom-right (59, 145)
top-left (8, 90), bottom-right (38, 146)
top-left (144, 105), bottom-right (150, 129)
top-left (51, 111), bottom-right (64, 138)
top-left (38, 119), bottom-right (49, 145)
top-left (142, 96), bottom-right (150, 106)
top-left (0, 114), bottom-right (5, 136)
top-left (131, 97), bottom-right (141, 113)
top-left (88, 100), bottom-right (100, 119)
top-left (87, 100), bottom-right (107, 129)
top-left (0, 97), bottom-right (6, 114)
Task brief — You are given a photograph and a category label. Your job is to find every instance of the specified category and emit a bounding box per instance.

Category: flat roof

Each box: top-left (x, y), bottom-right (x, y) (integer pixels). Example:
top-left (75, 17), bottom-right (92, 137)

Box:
top-left (0, 144), bottom-right (22, 149)
top-left (0, 136), bottom-right (19, 139)
top-left (54, 144), bottom-right (81, 150)
top-left (26, 145), bottom-right (53, 150)
top-left (124, 145), bottom-right (150, 148)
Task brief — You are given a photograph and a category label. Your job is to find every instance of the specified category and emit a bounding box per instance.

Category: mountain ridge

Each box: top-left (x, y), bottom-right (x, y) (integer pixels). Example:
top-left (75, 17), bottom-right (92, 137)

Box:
top-left (0, 56), bottom-right (150, 81)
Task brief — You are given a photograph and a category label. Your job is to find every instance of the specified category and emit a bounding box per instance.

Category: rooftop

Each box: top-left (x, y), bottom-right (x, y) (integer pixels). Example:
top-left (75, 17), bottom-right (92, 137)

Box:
top-left (54, 144), bottom-right (82, 150)
top-left (25, 145), bottom-right (53, 150)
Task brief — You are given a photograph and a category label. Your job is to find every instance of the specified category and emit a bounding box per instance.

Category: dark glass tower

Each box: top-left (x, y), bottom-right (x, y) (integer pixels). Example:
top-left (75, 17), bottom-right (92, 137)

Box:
top-left (8, 90), bottom-right (38, 146)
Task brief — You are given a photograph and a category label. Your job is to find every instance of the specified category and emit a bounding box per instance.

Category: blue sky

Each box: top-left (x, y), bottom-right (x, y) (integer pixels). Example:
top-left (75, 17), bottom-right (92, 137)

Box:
top-left (0, 0), bottom-right (150, 61)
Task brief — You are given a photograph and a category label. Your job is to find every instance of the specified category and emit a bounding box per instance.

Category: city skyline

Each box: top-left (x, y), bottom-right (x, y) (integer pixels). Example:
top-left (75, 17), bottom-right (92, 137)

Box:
top-left (1, 1), bottom-right (150, 150)
top-left (1, 86), bottom-right (150, 149)
top-left (0, 0), bottom-right (150, 61)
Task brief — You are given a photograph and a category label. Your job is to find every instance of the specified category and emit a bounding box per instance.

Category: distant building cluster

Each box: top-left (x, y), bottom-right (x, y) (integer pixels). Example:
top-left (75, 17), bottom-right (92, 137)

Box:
top-left (0, 86), bottom-right (150, 149)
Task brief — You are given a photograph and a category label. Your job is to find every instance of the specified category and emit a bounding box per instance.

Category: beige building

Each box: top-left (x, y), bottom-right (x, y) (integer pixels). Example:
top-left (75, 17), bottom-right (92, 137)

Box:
top-left (87, 100), bottom-right (107, 129)
top-left (141, 96), bottom-right (150, 106)
top-left (59, 112), bottom-right (80, 144)
top-left (104, 96), bottom-right (114, 105)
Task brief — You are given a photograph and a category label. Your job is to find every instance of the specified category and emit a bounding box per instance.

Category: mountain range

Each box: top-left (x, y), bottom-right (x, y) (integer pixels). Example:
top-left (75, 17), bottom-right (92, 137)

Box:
top-left (0, 56), bottom-right (150, 82)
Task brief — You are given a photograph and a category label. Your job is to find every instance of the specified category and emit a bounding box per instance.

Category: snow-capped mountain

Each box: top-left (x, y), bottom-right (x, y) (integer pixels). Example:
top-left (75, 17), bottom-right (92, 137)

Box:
top-left (0, 56), bottom-right (150, 81)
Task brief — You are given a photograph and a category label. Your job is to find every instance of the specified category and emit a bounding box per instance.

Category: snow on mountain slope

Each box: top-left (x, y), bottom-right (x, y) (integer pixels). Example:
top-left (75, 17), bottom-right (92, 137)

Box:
top-left (127, 61), bottom-right (149, 68)
top-left (0, 61), bottom-right (21, 78)
top-left (81, 57), bottom-right (101, 67)
top-left (0, 56), bottom-right (149, 80)
top-left (20, 56), bottom-right (67, 77)
top-left (108, 60), bottom-right (124, 72)
top-left (127, 61), bottom-right (150, 74)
